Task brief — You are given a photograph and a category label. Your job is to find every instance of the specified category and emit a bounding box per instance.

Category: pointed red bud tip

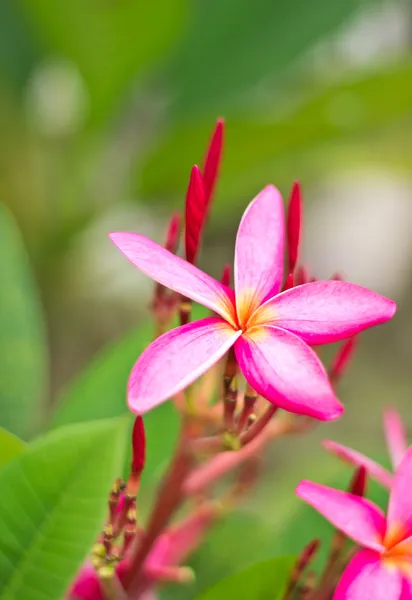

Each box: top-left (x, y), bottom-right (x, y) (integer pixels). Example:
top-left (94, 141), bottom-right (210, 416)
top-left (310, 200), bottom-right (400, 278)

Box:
top-left (295, 265), bottom-right (309, 286)
top-left (331, 272), bottom-right (344, 281)
top-left (287, 181), bottom-right (302, 273)
top-left (131, 416), bottom-right (146, 473)
top-left (330, 337), bottom-right (358, 383)
top-left (202, 118), bottom-right (224, 207)
top-left (220, 264), bottom-right (231, 287)
top-left (165, 213), bottom-right (181, 254)
top-left (282, 273), bottom-right (294, 292)
top-left (297, 538), bottom-right (320, 569)
top-left (185, 165), bottom-right (206, 264)
top-left (349, 466), bottom-right (367, 497)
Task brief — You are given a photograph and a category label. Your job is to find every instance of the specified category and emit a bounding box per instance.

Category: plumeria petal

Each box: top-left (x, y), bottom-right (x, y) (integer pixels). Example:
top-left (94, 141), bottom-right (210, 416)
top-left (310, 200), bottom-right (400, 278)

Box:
top-left (128, 318), bottom-right (242, 413)
top-left (384, 408), bottom-right (408, 470)
top-left (401, 577), bottom-right (412, 600)
top-left (109, 232), bottom-right (236, 326)
top-left (296, 481), bottom-right (386, 551)
top-left (234, 325), bottom-right (343, 421)
top-left (250, 280), bottom-right (396, 343)
top-left (334, 549), bottom-right (402, 600)
top-left (234, 185), bottom-right (284, 325)
top-left (387, 446), bottom-right (412, 544)
top-left (323, 440), bottom-right (393, 489)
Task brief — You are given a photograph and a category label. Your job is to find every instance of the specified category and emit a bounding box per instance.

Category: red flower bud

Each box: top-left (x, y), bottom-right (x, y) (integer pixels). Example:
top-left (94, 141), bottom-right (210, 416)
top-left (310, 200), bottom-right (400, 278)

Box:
top-left (165, 213), bottom-right (181, 254)
top-left (295, 265), bottom-right (309, 286)
top-left (287, 181), bottom-right (302, 273)
top-left (184, 165), bottom-right (206, 264)
top-left (330, 337), bottom-right (358, 384)
top-left (131, 416), bottom-right (146, 473)
top-left (349, 466), bottom-right (367, 497)
top-left (282, 273), bottom-right (294, 292)
top-left (202, 118), bottom-right (224, 207)
top-left (220, 264), bottom-right (231, 287)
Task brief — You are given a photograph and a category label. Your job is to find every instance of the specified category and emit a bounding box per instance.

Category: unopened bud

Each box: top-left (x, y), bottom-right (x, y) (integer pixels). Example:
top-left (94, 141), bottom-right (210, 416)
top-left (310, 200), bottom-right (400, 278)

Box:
top-left (282, 273), bottom-right (294, 292)
top-left (295, 265), bottom-right (309, 286)
top-left (98, 564), bottom-right (115, 580)
top-left (287, 181), bottom-right (302, 273)
top-left (349, 466), bottom-right (367, 497)
top-left (178, 566), bottom-right (196, 584)
top-left (221, 264), bottom-right (231, 288)
top-left (185, 165), bottom-right (206, 264)
top-left (329, 337), bottom-right (358, 384)
top-left (297, 539), bottom-right (320, 570)
top-left (92, 543), bottom-right (106, 558)
top-left (131, 416), bottom-right (146, 473)
top-left (202, 118), bottom-right (224, 206)
top-left (165, 213), bottom-right (181, 254)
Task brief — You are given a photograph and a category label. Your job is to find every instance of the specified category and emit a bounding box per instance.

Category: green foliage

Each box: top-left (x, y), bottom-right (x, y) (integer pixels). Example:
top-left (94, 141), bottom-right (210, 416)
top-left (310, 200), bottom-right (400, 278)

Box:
top-left (0, 428), bottom-right (24, 470)
top-left (51, 323), bottom-right (154, 427)
top-left (140, 60), bottom-right (412, 210)
top-left (162, 511), bottom-right (281, 600)
top-left (0, 417), bottom-right (129, 600)
top-left (21, 0), bottom-right (188, 124)
top-left (0, 204), bottom-right (47, 439)
top-left (194, 555), bottom-right (296, 600)
top-left (170, 0), bottom-right (373, 118)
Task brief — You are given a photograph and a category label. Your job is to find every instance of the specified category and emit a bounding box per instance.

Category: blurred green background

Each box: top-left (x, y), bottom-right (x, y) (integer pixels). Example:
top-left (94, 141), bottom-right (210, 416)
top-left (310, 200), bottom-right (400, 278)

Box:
top-left (1, 0), bottom-right (412, 596)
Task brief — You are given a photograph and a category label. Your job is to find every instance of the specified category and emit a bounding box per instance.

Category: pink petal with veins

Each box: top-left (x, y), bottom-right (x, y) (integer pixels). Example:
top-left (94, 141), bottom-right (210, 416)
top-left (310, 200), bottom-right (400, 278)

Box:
top-left (128, 318), bottom-right (242, 413)
top-left (234, 326), bottom-right (342, 421)
top-left (323, 440), bottom-right (393, 489)
top-left (234, 185), bottom-right (284, 324)
top-left (296, 481), bottom-right (386, 551)
top-left (252, 280), bottom-right (396, 344)
top-left (109, 232), bottom-right (236, 326)
top-left (334, 549), bottom-right (402, 600)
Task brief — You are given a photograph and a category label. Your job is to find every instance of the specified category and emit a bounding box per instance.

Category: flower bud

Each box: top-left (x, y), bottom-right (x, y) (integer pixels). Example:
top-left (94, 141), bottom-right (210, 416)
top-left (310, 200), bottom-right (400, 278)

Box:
top-left (287, 181), bottom-right (302, 273)
top-left (185, 165), bottom-right (206, 264)
top-left (220, 264), bottom-right (231, 287)
top-left (165, 213), bottom-right (181, 254)
top-left (131, 416), bottom-right (146, 473)
top-left (329, 337), bottom-right (358, 384)
top-left (202, 118), bottom-right (224, 207)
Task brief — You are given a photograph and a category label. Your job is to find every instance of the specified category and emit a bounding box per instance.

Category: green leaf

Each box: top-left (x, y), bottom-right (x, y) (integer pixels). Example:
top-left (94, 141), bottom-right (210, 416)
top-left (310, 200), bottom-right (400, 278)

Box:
top-left (195, 555), bottom-right (296, 600)
top-left (0, 417), bottom-right (129, 600)
top-left (20, 0), bottom-right (188, 124)
top-left (51, 323), bottom-right (154, 428)
top-left (140, 60), bottom-right (412, 211)
top-left (170, 0), bottom-right (377, 118)
top-left (0, 428), bottom-right (25, 470)
top-left (0, 204), bottom-right (47, 439)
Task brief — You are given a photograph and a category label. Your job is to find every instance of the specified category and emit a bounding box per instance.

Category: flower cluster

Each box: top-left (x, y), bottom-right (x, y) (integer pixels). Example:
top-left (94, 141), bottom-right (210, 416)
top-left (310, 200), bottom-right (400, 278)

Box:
top-left (68, 119), bottom-right (402, 600)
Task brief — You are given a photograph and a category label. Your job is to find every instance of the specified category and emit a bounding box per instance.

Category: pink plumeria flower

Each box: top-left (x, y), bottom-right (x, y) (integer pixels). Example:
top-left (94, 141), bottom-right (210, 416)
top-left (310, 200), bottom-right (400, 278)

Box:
top-left (324, 407), bottom-right (408, 490)
top-left (296, 446), bottom-right (412, 599)
top-left (110, 185), bottom-right (395, 419)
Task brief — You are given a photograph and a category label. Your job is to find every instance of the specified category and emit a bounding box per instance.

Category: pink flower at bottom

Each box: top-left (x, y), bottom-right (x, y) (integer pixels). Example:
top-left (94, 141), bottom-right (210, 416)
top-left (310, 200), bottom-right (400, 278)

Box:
top-left (110, 185), bottom-right (395, 420)
top-left (296, 446), bottom-right (412, 599)
top-left (324, 407), bottom-right (408, 489)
